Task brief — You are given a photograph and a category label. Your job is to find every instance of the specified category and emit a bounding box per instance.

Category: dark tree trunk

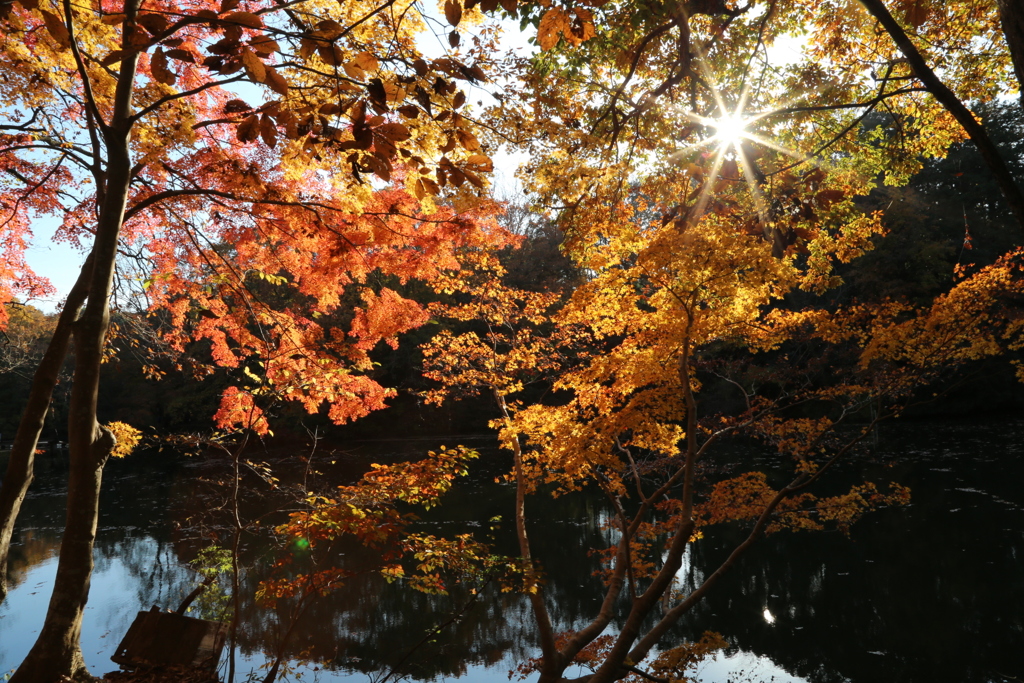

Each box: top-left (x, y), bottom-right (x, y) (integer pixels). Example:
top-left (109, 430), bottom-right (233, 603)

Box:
top-left (0, 256), bottom-right (92, 603)
top-left (10, 2), bottom-right (140, 675)
top-left (858, 0), bottom-right (1024, 232)
top-left (997, 0), bottom-right (1024, 107)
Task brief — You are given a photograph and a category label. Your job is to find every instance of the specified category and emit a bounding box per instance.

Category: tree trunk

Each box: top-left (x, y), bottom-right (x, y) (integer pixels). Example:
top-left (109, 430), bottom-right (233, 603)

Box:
top-left (858, 0), bottom-right (1024, 232)
top-left (997, 0), bottom-right (1024, 107)
top-left (0, 256), bottom-right (92, 603)
top-left (10, 3), bottom-right (139, 674)
top-left (493, 390), bottom-right (565, 682)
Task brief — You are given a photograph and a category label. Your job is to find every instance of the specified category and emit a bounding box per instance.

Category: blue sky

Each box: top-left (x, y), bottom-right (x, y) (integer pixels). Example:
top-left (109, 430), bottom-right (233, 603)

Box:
top-left (24, 216), bottom-right (86, 314)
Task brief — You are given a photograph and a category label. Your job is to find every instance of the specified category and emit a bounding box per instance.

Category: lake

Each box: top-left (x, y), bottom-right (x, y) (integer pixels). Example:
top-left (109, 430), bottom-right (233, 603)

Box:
top-left (1, 418), bottom-right (1022, 682)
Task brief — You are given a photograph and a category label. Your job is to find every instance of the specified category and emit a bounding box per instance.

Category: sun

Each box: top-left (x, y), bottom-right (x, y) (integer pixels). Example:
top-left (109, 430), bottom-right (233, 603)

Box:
top-left (712, 114), bottom-right (749, 146)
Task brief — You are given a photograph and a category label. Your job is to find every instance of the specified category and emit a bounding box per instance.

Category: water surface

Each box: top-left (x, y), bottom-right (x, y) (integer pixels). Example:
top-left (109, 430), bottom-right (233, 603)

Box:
top-left (1, 420), bottom-right (1022, 682)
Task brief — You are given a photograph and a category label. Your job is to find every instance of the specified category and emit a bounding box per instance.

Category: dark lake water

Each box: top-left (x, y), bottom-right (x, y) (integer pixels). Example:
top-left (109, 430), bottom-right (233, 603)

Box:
top-left (1, 418), bottom-right (1023, 682)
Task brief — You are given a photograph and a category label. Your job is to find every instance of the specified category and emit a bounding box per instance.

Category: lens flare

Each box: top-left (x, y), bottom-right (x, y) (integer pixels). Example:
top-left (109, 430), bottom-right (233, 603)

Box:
top-left (713, 115), bottom-right (748, 145)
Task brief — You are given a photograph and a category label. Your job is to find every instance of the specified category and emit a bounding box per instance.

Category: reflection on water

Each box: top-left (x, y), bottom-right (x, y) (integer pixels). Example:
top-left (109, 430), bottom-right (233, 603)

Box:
top-left (1, 421), bottom-right (1022, 682)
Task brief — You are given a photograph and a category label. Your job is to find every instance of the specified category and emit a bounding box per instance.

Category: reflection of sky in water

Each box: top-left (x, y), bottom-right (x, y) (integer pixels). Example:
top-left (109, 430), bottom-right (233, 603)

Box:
top-left (696, 650), bottom-right (808, 683)
top-left (0, 541), bottom-right (803, 682)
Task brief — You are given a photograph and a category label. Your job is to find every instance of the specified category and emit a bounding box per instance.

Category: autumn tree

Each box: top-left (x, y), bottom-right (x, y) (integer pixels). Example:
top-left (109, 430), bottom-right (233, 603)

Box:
top-left (423, 186), bottom-right (1024, 683)
top-left (413, 0), bottom-right (1024, 681)
top-left (489, 0), bottom-right (1024, 250)
top-left (0, 0), bottom-right (513, 678)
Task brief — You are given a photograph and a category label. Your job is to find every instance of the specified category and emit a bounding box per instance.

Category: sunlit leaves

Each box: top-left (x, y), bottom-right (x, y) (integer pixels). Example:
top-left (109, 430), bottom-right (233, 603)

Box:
top-left (0, 0), bottom-right (518, 443)
top-left (105, 421), bottom-right (142, 459)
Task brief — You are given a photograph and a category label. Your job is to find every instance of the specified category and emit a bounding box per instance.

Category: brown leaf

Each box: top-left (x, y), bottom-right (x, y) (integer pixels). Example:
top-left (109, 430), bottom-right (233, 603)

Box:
top-left (444, 0), bottom-right (462, 27)
top-left (165, 48), bottom-right (195, 63)
top-left (538, 8), bottom-right (568, 51)
top-left (455, 129), bottom-right (480, 151)
top-left (240, 48), bottom-right (266, 82)
top-left (101, 13), bottom-right (126, 25)
top-left (343, 62), bottom-right (365, 80)
top-left (220, 0), bottom-right (242, 12)
top-left (397, 105), bottom-right (420, 118)
top-left (366, 78), bottom-right (388, 109)
top-left (224, 11), bottom-right (264, 28)
top-left (260, 114), bottom-right (277, 148)
top-left (352, 124), bottom-right (374, 150)
top-left (150, 47), bottom-right (176, 85)
top-left (461, 167), bottom-right (485, 188)
top-left (40, 9), bottom-right (70, 49)
top-left (101, 50), bottom-right (127, 67)
top-left (299, 38), bottom-right (317, 61)
top-left (365, 153), bottom-right (392, 181)
top-left (447, 167), bottom-right (467, 187)
top-left (452, 91), bottom-right (466, 109)
top-left (128, 26), bottom-right (152, 50)
top-left (815, 189), bottom-right (845, 209)
top-left (421, 176), bottom-right (440, 195)
top-left (224, 98), bottom-right (252, 114)
top-left (208, 37), bottom-right (239, 55)
top-left (349, 100), bottom-right (366, 123)
top-left (465, 154), bottom-right (493, 171)
top-left (449, 30), bottom-right (460, 48)
top-left (374, 134), bottom-right (398, 160)
top-left (719, 159), bottom-right (738, 179)
top-left (250, 35), bottom-right (280, 56)
top-left (317, 44), bottom-right (343, 66)
top-left (136, 13), bottom-right (169, 35)
top-left (237, 114), bottom-right (260, 142)
top-left (315, 19), bottom-right (344, 39)
top-left (906, 0), bottom-right (929, 28)
top-left (567, 9), bottom-right (596, 45)
top-left (352, 51), bottom-right (379, 72)
top-left (377, 122), bottom-right (411, 142)
top-left (499, 0), bottom-right (518, 14)
top-left (265, 65), bottom-right (289, 95)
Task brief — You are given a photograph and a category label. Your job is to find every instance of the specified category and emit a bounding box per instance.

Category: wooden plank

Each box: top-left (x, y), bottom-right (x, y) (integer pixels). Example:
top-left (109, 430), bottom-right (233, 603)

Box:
top-left (112, 608), bottom-right (227, 670)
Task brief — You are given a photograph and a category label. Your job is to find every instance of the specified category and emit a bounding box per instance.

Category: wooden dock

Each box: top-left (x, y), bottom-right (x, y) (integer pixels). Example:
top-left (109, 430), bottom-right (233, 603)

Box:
top-left (111, 606), bottom-right (227, 674)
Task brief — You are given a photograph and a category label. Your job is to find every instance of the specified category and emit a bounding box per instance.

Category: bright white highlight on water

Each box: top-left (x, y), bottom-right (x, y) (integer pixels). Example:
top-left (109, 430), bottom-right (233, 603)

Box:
top-left (763, 607), bottom-right (776, 624)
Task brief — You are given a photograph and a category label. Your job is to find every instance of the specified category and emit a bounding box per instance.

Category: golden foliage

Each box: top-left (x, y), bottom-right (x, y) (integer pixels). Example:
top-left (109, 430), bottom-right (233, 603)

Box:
top-left (105, 421), bottom-right (142, 459)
